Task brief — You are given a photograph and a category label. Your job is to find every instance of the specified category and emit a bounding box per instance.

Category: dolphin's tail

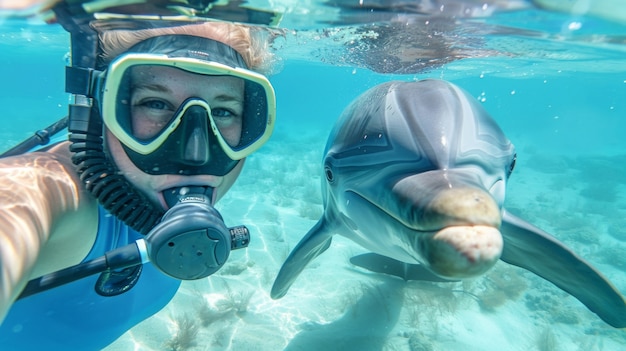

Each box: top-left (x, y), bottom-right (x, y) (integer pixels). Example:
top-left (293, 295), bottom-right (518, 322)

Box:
top-left (500, 210), bottom-right (626, 328)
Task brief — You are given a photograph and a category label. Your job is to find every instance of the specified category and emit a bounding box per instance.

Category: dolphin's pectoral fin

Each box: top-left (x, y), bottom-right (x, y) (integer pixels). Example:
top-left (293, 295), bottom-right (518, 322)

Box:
top-left (350, 253), bottom-right (457, 283)
top-left (500, 210), bottom-right (626, 328)
top-left (271, 219), bottom-right (333, 299)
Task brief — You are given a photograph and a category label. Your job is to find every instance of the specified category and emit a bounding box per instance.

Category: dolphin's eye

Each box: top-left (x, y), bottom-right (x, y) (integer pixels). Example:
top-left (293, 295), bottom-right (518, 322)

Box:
top-left (508, 154), bottom-right (517, 177)
top-left (325, 165), bottom-right (334, 183)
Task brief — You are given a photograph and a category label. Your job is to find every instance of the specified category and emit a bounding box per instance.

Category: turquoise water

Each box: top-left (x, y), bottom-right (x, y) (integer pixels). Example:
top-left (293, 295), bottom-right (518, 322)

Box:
top-left (2, 5), bottom-right (626, 350)
top-left (0, 20), bottom-right (68, 150)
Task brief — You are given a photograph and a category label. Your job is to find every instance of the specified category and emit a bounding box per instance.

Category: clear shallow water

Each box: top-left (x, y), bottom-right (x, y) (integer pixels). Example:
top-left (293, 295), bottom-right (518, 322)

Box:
top-left (1, 4), bottom-right (626, 350)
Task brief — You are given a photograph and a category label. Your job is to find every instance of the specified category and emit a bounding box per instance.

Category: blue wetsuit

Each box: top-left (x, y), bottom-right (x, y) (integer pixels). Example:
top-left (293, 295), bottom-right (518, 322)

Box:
top-left (0, 206), bottom-right (181, 351)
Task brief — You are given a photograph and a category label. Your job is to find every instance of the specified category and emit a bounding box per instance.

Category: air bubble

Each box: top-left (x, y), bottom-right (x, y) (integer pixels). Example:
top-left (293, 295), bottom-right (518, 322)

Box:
top-left (568, 22), bottom-right (582, 31)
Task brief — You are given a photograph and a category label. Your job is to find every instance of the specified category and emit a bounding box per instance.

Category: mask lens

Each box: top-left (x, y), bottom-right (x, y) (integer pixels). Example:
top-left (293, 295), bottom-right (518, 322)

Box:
top-left (236, 79), bottom-right (269, 151)
top-left (102, 56), bottom-right (276, 161)
top-left (116, 65), bottom-right (181, 144)
top-left (116, 64), bottom-right (246, 148)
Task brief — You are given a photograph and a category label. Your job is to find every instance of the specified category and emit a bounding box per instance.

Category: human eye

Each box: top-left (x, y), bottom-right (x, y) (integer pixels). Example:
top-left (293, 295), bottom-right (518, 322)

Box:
top-left (133, 98), bottom-right (176, 122)
top-left (211, 107), bottom-right (237, 119)
top-left (211, 107), bottom-right (243, 129)
top-left (137, 99), bottom-right (173, 112)
top-left (130, 97), bottom-right (177, 139)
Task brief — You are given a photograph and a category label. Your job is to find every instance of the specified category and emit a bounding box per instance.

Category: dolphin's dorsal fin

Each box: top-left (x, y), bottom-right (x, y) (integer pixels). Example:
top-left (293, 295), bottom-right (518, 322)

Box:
top-left (500, 210), bottom-right (626, 328)
top-left (271, 219), bottom-right (333, 299)
top-left (349, 253), bottom-right (457, 282)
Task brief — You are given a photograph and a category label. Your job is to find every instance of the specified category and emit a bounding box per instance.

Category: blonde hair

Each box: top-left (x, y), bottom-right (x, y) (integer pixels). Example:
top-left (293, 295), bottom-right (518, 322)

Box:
top-left (98, 21), bottom-right (272, 74)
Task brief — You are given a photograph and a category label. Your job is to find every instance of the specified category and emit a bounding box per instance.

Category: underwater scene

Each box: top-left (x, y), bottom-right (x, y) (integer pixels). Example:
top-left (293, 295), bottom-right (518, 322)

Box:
top-left (1, 1), bottom-right (626, 350)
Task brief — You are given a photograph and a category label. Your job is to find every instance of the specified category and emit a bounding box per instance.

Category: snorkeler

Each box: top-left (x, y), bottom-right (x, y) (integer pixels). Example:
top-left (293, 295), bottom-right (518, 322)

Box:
top-left (0, 2), bottom-right (275, 350)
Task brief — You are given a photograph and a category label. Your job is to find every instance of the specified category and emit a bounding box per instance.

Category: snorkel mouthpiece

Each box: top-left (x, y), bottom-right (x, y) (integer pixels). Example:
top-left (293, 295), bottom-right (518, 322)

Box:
top-left (146, 186), bottom-right (250, 279)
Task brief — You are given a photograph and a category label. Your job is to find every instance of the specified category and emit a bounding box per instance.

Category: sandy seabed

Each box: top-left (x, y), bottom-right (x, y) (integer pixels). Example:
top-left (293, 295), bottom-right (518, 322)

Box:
top-left (104, 131), bottom-right (626, 351)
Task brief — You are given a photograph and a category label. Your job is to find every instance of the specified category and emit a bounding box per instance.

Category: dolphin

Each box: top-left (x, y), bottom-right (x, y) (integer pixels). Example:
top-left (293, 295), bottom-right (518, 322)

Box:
top-left (271, 79), bottom-right (626, 328)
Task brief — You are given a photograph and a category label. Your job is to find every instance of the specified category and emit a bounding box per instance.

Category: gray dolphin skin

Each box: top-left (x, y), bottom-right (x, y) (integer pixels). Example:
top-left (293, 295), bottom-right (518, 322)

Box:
top-left (271, 79), bottom-right (626, 328)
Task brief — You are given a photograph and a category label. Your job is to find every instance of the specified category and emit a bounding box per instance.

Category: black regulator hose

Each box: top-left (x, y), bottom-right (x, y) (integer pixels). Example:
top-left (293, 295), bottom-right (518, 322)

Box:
top-left (17, 243), bottom-right (144, 300)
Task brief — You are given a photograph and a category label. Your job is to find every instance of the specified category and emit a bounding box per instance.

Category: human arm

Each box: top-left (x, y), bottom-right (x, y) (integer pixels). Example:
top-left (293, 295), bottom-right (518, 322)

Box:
top-left (0, 143), bottom-right (97, 322)
top-left (0, 0), bottom-right (60, 13)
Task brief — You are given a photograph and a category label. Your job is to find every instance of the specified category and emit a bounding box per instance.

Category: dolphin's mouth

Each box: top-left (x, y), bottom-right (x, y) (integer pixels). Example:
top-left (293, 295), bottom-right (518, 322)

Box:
top-left (350, 179), bottom-right (504, 279)
top-left (425, 225), bottom-right (503, 278)
top-left (353, 183), bottom-right (502, 232)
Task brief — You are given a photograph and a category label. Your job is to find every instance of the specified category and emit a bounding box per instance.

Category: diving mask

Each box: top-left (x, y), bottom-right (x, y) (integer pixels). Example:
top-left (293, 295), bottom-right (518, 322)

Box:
top-left (95, 35), bottom-right (276, 175)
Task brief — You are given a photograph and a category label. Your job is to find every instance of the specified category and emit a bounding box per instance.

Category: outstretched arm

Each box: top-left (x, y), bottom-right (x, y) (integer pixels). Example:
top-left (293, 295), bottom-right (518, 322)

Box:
top-left (0, 0), bottom-right (60, 13)
top-left (0, 144), bottom-right (96, 322)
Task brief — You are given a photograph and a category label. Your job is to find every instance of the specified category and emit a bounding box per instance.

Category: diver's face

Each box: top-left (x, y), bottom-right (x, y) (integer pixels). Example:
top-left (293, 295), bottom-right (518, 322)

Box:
top-left (105, 66), bottom-right (246, 209)
top-left (129, 65), bottom-right (245, 146)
